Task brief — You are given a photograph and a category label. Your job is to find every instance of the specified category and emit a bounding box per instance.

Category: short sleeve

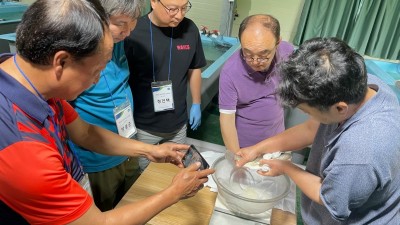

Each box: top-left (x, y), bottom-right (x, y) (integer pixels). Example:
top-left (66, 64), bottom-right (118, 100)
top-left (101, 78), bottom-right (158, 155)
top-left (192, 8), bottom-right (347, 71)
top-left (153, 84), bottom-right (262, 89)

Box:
top-left (62, 100), bottom-right (78, 125)
top-left (219, 64), bottom-right (239, 111)
top-left (0, 141), bottom-right (93, 224)
top-left (189, 23), bottom-right (206, 69)
top-left (321, 164), bottom-right (377, 221)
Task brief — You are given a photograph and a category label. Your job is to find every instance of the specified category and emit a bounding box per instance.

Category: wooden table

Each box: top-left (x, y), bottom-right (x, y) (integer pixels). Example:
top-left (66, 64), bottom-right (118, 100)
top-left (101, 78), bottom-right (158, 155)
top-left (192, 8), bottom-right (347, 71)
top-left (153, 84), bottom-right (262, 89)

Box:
top-left (116, 162), bottom-right (297, 225)
top-left (270, 208), bottom-right (297, 225)
top-left (116, 163), bottom-right (217, 225)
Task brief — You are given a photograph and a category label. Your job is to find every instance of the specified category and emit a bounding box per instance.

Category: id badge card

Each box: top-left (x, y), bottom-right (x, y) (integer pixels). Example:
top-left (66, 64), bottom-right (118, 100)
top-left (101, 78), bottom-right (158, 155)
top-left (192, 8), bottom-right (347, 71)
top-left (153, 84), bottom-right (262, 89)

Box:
top-left (79, 173), bottom-right (93, 196)
top-left (113, 99), bottom-right (137, 138)
top-left (151, 80), bottom-right (175, 112)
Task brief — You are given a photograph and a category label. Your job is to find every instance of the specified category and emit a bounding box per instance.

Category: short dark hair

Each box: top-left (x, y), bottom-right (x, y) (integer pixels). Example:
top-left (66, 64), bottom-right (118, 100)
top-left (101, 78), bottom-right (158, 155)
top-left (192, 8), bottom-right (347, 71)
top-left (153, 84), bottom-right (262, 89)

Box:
top-left (238, 14), bottom-right (280, 42)
top-left (278, 37), bottom-right (368, 111)
top-left (16, 0), bottom-right (109, 65)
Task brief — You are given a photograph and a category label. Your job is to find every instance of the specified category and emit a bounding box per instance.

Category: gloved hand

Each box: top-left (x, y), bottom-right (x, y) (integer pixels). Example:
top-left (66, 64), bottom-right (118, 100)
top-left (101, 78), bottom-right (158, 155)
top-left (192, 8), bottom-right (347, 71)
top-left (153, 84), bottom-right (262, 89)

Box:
top-left (189, 104), bottom-right (201, 130)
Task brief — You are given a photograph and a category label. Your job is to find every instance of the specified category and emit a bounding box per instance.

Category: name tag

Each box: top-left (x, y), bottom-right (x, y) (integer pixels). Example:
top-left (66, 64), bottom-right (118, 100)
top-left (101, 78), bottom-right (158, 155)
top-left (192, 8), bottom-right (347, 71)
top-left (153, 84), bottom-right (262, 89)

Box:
top-left (113, 99), bottom-right (136, 138)
top-left (151, 80), bottom-right (174, 112)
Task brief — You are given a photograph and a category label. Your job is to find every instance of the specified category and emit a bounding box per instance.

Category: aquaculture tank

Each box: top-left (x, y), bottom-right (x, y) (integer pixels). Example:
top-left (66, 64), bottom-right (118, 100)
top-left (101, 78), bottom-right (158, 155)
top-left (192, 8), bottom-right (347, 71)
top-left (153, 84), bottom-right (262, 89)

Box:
top-left (365, 59), bottom-right (400, 102)
top-left (187, 35), bottom-right (240, 110)
top-left (0, 1), bottom-right (28, 53)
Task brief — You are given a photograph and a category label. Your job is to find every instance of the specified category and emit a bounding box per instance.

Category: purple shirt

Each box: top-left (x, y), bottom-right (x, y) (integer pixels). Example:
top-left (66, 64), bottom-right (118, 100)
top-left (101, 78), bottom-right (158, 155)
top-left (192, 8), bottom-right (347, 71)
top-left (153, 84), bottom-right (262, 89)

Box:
top-left (219, 41), bottom-right (294, 148)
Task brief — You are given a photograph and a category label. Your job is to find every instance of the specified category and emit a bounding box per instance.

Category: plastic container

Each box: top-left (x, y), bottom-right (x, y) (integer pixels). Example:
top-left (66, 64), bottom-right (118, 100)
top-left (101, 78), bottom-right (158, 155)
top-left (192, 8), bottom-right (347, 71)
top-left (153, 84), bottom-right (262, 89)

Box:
top-left (211, 156), bottom-right (290, 217)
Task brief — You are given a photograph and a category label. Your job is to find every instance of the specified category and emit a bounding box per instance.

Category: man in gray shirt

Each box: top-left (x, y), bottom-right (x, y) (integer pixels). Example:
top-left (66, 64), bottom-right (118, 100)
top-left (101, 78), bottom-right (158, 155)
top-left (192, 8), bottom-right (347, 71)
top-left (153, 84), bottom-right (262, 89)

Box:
top-left (236, 37), bottom-right (400, 224)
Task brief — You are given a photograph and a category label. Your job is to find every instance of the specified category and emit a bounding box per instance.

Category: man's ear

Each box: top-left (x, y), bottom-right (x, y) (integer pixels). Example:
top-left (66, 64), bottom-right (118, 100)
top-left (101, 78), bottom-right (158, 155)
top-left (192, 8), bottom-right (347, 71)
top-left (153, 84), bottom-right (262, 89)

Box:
top-left (276, 36), bottom-right (282, 46)
top-left (53, 51), bottom-right (70, 79)
top-left (150, 0), bottom-right (157, 9)
top-left (335, 102), bottom-right (348, 115)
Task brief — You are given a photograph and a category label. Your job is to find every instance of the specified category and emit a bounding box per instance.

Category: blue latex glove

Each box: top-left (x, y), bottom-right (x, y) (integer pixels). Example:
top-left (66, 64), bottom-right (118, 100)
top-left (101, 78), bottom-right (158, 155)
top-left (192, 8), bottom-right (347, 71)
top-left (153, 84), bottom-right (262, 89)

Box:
top-left (189, 103), bottom-right (201, 130)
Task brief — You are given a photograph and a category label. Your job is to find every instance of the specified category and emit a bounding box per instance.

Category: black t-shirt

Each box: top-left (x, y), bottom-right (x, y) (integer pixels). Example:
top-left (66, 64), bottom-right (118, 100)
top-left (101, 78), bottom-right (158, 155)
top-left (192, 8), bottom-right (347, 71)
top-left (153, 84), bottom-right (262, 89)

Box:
top-left (125, 15), bottom-right (206, 133)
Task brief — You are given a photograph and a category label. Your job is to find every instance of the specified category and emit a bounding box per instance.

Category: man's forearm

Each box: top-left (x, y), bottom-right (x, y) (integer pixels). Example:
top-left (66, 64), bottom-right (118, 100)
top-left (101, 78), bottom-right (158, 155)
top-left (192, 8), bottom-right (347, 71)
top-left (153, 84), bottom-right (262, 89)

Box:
top-left (220, 113), bottom-right (240, 152)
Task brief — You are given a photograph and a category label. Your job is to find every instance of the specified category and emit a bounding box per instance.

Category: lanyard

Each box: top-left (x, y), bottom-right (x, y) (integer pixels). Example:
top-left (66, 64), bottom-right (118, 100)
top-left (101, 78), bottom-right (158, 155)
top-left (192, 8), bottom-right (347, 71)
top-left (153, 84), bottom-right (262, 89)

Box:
top-left (104, 75), bottom-right (130, 108)
top-left (103, 50), bottom-right (131, 108)
top-left (13, 55), bottom-right (84, 177)
top-left (14, 56), bottom-right (46, 102)
top-left (149, 16), bottom-right (173, 82)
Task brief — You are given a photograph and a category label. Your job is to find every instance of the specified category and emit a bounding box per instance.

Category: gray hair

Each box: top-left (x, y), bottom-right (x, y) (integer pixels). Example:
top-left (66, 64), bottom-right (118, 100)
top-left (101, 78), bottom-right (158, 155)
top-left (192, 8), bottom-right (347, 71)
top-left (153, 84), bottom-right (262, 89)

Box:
top-left (16, 0), bottom-right (109, 65)
top-left (99, 0), bottom-right (145, 19)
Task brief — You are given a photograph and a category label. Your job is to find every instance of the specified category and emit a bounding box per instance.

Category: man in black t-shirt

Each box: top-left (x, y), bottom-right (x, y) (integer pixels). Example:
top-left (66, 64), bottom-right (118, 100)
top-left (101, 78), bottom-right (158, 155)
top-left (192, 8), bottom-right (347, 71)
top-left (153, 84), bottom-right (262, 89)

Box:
top-left (125, 0), bottom-right (206, 171)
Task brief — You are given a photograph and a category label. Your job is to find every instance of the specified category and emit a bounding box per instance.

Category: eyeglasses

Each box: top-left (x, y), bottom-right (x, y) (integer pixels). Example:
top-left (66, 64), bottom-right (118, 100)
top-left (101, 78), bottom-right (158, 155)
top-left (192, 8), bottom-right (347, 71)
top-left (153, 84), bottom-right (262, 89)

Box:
top-left (158, 0), bottom-right (192, 16)
top-left (240, 49), bottom-right (275, 64)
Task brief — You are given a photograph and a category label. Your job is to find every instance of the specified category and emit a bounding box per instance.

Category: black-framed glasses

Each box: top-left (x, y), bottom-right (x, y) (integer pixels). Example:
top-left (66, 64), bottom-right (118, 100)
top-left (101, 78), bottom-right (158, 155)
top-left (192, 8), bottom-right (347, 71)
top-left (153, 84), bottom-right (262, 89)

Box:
top-left (240, 49), bottom-right (275, 64)
top-left (158, 0), bottom-right (192, 16)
